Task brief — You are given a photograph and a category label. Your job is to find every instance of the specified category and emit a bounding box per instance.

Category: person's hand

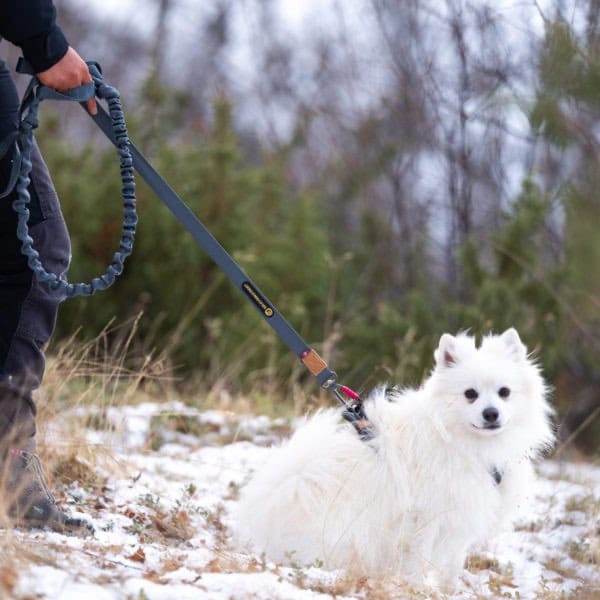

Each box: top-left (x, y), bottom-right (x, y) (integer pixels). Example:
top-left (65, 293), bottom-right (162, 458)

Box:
top-left (36, 47), bottom-right (97, 115)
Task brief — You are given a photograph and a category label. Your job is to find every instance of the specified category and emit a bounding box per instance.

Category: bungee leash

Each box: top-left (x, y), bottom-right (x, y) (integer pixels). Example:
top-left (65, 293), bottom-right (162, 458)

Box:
top-left (9, 59), bottom-right (374, 441)
top-left (5, 59), bottom-right (136, 297)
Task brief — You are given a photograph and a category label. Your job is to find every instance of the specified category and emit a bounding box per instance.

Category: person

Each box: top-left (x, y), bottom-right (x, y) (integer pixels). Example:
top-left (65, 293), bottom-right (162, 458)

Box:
top-left (0, 0), bottom-right (96, 532)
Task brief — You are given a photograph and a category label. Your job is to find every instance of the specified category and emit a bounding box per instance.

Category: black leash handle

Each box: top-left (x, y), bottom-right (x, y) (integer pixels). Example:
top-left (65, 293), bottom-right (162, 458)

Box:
top-left (11, 59), bottom-right (136, 297)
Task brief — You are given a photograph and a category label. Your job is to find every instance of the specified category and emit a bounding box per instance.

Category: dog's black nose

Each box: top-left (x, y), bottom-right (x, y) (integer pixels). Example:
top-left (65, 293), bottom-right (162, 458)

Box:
top-left (482, 407), bottom-right (499, 423)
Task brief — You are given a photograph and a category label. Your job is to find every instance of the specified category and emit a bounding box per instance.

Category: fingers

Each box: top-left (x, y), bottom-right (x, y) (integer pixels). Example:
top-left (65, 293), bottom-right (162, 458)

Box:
top-left (37, 47), bottom-right (89, 90)
top-left (85, 97), bottom-right (98, 116)
top-left (36, 47), bottom-right (97, 114)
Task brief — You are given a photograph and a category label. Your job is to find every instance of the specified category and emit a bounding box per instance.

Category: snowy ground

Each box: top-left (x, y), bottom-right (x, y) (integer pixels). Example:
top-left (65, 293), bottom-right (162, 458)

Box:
top-left (1, 401), bottom-right (599, 600)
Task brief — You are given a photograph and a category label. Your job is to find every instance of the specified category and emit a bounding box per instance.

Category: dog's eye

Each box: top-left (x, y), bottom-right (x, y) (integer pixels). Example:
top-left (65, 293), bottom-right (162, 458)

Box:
top-left (464, 388), bottom-right (479, 402)
top-left (498, 387), bottom-right (511, 399)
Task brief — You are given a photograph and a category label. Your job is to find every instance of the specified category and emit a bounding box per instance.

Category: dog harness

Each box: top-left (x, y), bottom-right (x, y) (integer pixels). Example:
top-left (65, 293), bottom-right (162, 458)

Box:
top-left (491, 467), bottom-right (503, 485)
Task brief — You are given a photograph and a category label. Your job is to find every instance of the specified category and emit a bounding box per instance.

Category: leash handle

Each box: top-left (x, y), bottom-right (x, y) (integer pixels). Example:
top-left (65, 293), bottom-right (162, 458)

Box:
top-left (16, 57), bottom-right (96, 108)
top-left (11, 59), bottom-right (136, 297)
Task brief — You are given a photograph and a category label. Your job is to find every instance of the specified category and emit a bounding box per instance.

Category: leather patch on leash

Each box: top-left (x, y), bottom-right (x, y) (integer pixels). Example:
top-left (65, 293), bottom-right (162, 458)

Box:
top-left (301, 349), bottom-right (328, 376)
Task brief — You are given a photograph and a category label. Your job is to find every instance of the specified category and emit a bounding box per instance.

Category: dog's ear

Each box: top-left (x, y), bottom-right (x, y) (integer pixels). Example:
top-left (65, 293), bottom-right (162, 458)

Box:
top-left (501, 328), bottom-right (527, 361)
top-left (435, 333), bottom-right (458, 368)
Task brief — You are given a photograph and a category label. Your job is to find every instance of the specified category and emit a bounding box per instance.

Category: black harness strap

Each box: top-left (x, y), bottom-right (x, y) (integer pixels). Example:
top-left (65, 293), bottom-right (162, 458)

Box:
top-left (491, 467), bottom-right (503, 485)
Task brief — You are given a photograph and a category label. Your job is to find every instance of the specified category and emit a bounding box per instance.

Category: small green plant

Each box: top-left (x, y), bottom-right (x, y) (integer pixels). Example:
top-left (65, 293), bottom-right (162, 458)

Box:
top-left (139, 493), bottom-right (161, 509)
top-left (126, 521), bottom-right (153, 538)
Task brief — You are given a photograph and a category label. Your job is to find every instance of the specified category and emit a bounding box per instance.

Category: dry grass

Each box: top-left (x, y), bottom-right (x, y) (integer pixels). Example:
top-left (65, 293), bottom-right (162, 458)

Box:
top-left (0, 323), bottom-right (598, 599)
top-left (31, 317), bottom-right (302, 480)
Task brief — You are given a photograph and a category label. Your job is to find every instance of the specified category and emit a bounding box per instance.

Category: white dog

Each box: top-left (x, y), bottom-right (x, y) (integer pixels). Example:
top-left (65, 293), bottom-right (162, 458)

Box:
top-left (234, 329), bottom-right (555, 589)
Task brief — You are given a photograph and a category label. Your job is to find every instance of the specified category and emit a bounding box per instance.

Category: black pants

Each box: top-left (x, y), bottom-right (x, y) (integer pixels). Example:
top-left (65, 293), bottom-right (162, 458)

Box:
top-left (0, 58), bottom-right (70, 394)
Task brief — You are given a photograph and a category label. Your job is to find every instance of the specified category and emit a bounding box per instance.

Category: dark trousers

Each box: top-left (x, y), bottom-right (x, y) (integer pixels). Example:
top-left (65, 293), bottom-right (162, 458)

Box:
top-left (0, 58), bottom-right (70, 395)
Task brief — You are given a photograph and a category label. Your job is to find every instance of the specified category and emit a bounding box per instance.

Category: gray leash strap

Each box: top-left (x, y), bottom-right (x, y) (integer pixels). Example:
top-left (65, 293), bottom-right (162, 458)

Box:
top-left (11, 59), bottom-right (136, 297)
top-left (90, 102), bottom-right (375, 439)
top-left (88, 102), bottom-right (340, 387)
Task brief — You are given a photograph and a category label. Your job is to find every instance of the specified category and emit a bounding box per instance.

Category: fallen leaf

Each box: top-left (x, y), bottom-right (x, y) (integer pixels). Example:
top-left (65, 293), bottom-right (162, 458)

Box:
top-left (126, 547), bottom-right (146, 563)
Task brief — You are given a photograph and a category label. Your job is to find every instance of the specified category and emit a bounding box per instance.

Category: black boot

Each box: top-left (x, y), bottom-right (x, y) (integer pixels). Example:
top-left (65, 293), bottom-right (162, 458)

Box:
top-left (2, 439), bottom-right (94, 533)
top-left (0, 378), bottom-right (94, 533)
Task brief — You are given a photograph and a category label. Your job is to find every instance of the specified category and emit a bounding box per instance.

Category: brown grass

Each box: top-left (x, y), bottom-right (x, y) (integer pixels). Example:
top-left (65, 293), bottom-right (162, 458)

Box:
top-left (0, 322), bottom-right (598, 600)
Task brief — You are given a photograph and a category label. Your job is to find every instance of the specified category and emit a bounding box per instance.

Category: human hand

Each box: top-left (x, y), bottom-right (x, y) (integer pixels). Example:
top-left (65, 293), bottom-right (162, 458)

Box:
top-left (36, 47), bottom-right (97, 115)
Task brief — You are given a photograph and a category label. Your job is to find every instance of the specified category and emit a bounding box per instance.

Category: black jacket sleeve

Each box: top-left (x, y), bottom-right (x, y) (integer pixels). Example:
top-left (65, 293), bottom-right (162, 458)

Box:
top-left (0, 0), bottom-right (69, 72)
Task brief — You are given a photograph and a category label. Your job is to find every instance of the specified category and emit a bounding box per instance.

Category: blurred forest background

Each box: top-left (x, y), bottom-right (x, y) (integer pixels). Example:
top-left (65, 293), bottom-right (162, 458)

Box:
top-left (2, 0), bottom-right (598, 454)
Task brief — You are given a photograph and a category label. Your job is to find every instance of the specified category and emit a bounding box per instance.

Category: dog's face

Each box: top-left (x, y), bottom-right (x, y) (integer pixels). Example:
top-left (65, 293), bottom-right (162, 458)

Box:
top-left (430, 329), bottom-right (549, 440)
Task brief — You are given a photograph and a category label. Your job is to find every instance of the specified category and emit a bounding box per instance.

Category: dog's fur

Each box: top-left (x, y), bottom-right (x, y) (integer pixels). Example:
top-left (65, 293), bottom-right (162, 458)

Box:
top-left (234, 329), bottom-right (555, 589)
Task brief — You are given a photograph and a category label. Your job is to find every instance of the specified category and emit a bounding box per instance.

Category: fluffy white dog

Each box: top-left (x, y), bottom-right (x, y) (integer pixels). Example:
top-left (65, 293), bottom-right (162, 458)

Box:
top-left (234, 329), bottom-right (555, 589)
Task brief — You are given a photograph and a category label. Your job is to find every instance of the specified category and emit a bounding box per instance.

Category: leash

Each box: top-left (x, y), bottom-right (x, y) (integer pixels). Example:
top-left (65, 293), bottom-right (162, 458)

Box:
top-left (9, 59), bottom-right (374, 441)
top-left (6, 60), bottom-right (136, 297)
